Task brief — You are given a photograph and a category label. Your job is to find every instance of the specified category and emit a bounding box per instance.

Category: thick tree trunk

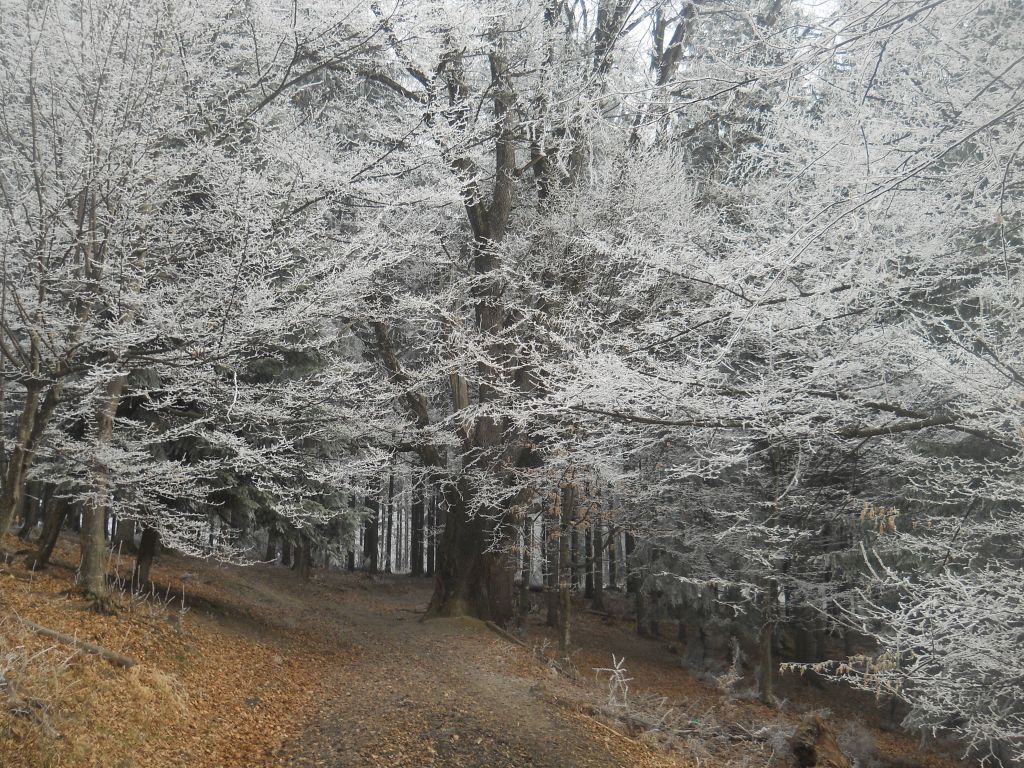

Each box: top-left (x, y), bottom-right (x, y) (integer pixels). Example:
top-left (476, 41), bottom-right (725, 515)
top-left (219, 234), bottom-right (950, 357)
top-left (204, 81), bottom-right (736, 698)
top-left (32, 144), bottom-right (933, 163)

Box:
top-left (132, 527), bottom-right (160, 590)
top-left (24, 495), bottom-right (70, 572)
top-left (79, 374), bottom-right (127, 610)
top-left (424, 481), bottom-right (514, 625)
top-left (411, 483), bottom-right (425, 577)
top-left (557, 484), bottom-right (575, 658)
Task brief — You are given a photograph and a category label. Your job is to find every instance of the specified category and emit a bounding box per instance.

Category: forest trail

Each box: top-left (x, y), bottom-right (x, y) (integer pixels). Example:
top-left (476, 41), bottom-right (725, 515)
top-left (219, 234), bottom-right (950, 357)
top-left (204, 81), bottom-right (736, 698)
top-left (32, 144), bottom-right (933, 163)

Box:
top-left (206, 566), bottom-right (647, 767)
top-left (271, 576), bottom-right (668, 767)
top-left (1, 537), bottom-right (962, 768)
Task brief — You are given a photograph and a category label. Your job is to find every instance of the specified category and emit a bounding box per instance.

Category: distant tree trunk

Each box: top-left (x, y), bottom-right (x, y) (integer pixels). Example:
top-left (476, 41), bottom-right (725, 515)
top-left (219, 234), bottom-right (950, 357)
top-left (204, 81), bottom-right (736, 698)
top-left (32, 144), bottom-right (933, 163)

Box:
top-left (518, 513), bottom-right (531, 628)
top-left (625, 532), bottom-right (639, 594)
top-left (24, 496), bottom-right (69, 571)
top-left (281, 538), bottom-right (292, 567)
top-left (112, 515), bottom-right (136, 555)
top-left (0, 385), bottom-right (42, 542)
top-left (544, 503), bottom-right (558, 627)
top-left (384, 473), bottom-right (394, 573)
top-left (607, 528), bottom-right (618, 590)
top-left (570, 521), bottom-right (580, 591)
top-left (265, 529), bottom-right (279, 562)
top-left (364, 496), bottom-right (379, 574)
top-left (758, 578), bottom-right (778, 706)
top-left (592, 521), bottom-right (605, 610)
top-left (557, 484), bottom-right (575, 658)
top-left (410, 482), bottom-right (424, 576)
top-left (80, 374), bottom-right (127, 610)
top-left (16, 482), bottom-right (42, 540)
top-left (295, 534), bottom-right (313, 580)
top-left (132, 527), bottom-right (160, 589)
top-left (346, 548), bottom-right (355, 572)
top-left (584, 524), bottom-right (594, 599)
top-left (425, 486), bottom-right (436, 577)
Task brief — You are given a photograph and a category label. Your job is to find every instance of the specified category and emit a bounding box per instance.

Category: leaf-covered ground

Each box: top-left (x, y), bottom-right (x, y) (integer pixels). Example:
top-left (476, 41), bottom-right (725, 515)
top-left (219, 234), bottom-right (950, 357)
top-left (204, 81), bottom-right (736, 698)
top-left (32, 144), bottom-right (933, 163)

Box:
top-left (0, 534), bottom-right (964, 767)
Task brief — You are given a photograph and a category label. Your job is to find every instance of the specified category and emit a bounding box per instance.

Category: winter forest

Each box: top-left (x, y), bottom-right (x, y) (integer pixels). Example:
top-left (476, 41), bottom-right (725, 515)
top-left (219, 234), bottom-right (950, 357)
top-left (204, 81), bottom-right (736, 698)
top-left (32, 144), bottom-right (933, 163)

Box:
top-left (0, 0), bottom-right (1021, 766)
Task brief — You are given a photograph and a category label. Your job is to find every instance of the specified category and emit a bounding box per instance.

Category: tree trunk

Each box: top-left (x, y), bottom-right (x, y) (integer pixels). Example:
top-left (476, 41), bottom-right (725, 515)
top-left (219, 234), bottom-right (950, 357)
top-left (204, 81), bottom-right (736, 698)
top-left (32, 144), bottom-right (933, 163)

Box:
top-left (425, 486), bottom-right (436, 577)
top-left (384, 473), bottom-right (394, 573)
top-left (518, 513), bottom-right (531, 628)
top-left (557, 484), bottom-right (575, 658)
top-left (24, 495), bottom-right (70, 572)
top-left (544, 506), bottom-right (558, 627)
top-left (424, 480), bottom-right (514, 625)
top-left (625, 532), bottom-right (640, 594)
top-left (265, 528), bottom-right (279, 562)
top-left (132, 527), bottom-right (160, 590)
top-left (281, 538), bottom-right (292, 567)
top-left (758, 579), bottom-right (778, 706)
top-left (570, 522), bottom-right (580, 591)
top-left (16, 482), bottom-right (41, 540)
top-left (584, 524), bottom-right (594, 599)
top-left (0, 386), bottom-right (42, 542)
top-left (607, 527), bottom-right (618, 590)
top-left (79, 374), bottom-right (127, 610)
top-left (363, 494), bottom-right (379, 574)
top-left (112, 515), bottom-right (136, 555)
top-left (592, 520), bottom-right (605, 610)
top-left (295, 534), bottom-right (313, 580)
top-left (411, 482), bottom-right (425, 576)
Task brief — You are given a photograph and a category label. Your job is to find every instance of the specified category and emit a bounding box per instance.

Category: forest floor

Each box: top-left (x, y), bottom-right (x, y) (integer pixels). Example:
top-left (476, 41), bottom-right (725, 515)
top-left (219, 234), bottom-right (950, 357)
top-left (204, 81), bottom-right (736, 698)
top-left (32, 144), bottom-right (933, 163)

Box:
top-left (0, 533), bottom-right (966, 768)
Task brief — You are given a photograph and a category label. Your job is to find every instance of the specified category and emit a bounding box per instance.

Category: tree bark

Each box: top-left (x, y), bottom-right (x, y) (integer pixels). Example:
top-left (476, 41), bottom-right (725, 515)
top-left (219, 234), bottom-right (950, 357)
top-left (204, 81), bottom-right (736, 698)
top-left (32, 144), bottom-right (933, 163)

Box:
top-left (758, 578), bottom-right (778, 706)
top-left (557, 483), bottom-right (575, 658)
top-left (132, 527), bottom-right (160, 590)
top-left (592, 520), bottom-right (605, 610)
top-left (363, 494), bottom-right (379, 574)
top-left (544, 504), bottom-right (558, 628)
top-left (411, 481), bottom-right (425, 576)
top-left (384, 473), bottom-right (394, 573)
top-left (24, 495), bottom-right (69, 572)
top-left (281, 538), bottom-right (292, 567)
top-left (424, 480), bottom-right (514, 625)
top-left (518, 513), bottom-right (531, 628)
top-left (265, 528), bottom-right (279, 562)
top-left (0, 386), bottom-right (42, 541)
top-left (79, 374), bottom-right (127, 610)
top-left (584, 523), bottom-right (594, 599)
top-left (112, 515), bottom-right (136, 555)
top-left (607, 527), bottom-right (618, 590)
top-left (425, 486), bottom-right (436, 577)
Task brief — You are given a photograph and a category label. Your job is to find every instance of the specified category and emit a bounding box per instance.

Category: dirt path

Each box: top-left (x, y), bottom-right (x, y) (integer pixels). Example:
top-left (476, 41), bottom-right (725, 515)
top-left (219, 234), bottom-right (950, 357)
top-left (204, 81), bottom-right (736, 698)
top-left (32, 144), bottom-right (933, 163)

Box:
top-left (265, 575), bottom-right (674, 768)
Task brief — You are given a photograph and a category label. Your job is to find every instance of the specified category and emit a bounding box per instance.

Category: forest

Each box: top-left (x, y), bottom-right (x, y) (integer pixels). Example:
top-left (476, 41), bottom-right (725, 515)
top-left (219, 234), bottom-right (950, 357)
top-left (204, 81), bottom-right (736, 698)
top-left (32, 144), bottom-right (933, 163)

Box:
top-left (0, 0), bottom-right (1021, 766)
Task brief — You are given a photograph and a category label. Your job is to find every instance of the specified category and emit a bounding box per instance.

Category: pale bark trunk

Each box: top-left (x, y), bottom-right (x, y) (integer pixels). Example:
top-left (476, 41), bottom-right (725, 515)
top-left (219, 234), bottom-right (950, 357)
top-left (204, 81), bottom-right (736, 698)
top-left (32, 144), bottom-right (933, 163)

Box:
top-left (79, 374), bottom-right (127, 609)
